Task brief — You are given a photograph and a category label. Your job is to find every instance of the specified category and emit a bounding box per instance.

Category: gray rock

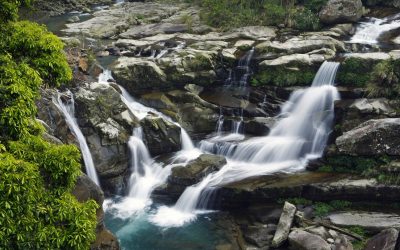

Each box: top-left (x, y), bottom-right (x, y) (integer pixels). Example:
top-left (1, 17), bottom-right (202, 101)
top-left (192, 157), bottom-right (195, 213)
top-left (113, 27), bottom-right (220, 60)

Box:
top-left (305, 226), bottom-right (331, 240)
top-left (364, 228), bottom-right (399, 250)
top-left (271, 202), bottom-right (297, 247)
top-left (328, 212), bottom-right (400, 233)
top-left (67, 15), bottom-right (80, 23)
top-left (289, 229), bottom-right (331, 250)
top-left (169, 154), bottom-right (227, 187)
top-left (336, 118), bottom-right (400, 156)
top-left (319, 0), bottom-right (363, 24)
top-left (243, 225), bottom-right (273, 248)
top-left (140, 115), bottom-right (181, 156)
top-left (244, 117), bottom-right (276, 136)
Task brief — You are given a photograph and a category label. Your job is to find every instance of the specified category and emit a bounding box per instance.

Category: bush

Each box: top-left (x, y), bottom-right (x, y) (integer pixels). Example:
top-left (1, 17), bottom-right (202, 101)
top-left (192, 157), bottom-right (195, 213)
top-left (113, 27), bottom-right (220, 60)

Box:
top-left (292, 7), bottom-right (321, 31)
top-left (367, 59), bottom-right (400, 98)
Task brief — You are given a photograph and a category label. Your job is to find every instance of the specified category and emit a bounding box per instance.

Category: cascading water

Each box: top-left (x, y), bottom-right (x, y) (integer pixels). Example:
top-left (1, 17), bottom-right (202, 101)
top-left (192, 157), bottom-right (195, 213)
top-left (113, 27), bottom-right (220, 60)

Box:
top-left (225, 47), bottom-right (255, 87)
top-left (350, 13), bottom-right (400, 44)
top-left (53, 91), bottom-right (101, 186)
top-left (151, 61), bottom-right (341, 227)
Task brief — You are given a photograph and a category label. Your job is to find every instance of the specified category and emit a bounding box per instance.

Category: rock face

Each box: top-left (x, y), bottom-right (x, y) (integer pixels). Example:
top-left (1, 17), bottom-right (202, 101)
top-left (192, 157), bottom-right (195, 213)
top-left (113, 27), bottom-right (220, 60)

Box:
top-left (288, 229), bottom-right (331, 250)
top-left (169, 154), bottom-right (227, 186)
top-left (139, 88), bottom-right (219, 134)
top-left (364, 228), bottom-right (399, 250)
top-left (319, 0), bottom-right (363, 24)
top-left (72, 174), bottom-right (119, 250)
top-left (336, 118), bottom-right (400, 156)
top-left (271, 202), bottom-right (296, 247)
top-left (328, 212), bottom-right (400, 233)
top-left (74, 83), bottom-right (139, 194)
top-left (140, 115), bottom-right (181, 156)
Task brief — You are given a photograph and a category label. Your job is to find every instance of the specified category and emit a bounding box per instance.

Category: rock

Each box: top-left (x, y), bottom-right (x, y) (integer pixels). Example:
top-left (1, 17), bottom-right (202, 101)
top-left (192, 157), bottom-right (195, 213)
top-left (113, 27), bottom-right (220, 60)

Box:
top-left (288, 230), bottom-right (331, 250)
top-left (79, 57), bottom-right (89, 73)
top-left (335, 118), bottom-right (400, 156)
top-left (364, 228), bottom-right (399, 250)
top-left (140, 115), bottom-right (181, 156)
top-left (319, 0), bottom-right (363, 24)
top-left (112, 57), bottom-right (167, 95)
top-left (60, 37), bottom-right (81, 47)
top-left (169, 154), bottom-right (227, 187)
top-left (243, 117), bottom-right (276, 136)
top-left (96, 51), bottom-right (110, 57)
top-left (271, 202), bottom-right (296, 247)
top-left (243, 225), bottom-right (272, 248)
top-left (328, 212), bottom-right (400, 233)
top-left (74, 83), bottom-right (139, 194)
top-left (260, 54), bottom-right (324, 68)
top-left (305, 226), bottom-right (331, 240)
top-left (344, 52), bottom-right (391, 61)
top-left (67, 15), bottom-right (80, 23)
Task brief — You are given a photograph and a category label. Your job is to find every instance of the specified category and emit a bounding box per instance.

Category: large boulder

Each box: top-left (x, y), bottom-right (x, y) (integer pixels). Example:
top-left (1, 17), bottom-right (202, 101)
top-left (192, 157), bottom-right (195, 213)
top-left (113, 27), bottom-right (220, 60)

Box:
top-left (319, 0), bottom-right (363, 24)
top-left (74, 83), bottom-right (139, 194)
top-left (364, 228), bottom-right (399, 250)
top-left (288, 229), bottom-right (331, 250)
top-left (328, 212), bottom-right (400, 233)
top-left (271, 202), bottom-right (297, 247)
top-left (112, 57), bottom-right (168, 95)
top-left (140, 115), bottom-right (181, 156)
top-left (169, 154), bottom-right (227, 187)
top-left (335, 118), bottom-right (400, 156)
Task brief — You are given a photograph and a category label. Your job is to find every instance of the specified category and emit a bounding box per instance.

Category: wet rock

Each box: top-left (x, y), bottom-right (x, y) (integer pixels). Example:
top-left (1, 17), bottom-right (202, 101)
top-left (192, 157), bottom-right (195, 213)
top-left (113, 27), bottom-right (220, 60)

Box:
top-left (67, 15), bottom-right (80, 23)
top-left (336, 118), bottom-right (400, 156)
top-left (74, 83), bottom-right (139, 194)
top-left (364, 228), bottom-right (399, 250)
top-left (271, 202), bottom-right (296, 247)
top-left (243, 117), bottom-right (276, 136)
top-left (169, 154), bottom-right (227, 187)
top-left (140, 115), bottom-right (181, 156)
top-left (328, 212), bottom-right (400, 233)
top-left (288, 229), bottom-right (331, 250)
top-left (319, 0), bottom-right (363, 24)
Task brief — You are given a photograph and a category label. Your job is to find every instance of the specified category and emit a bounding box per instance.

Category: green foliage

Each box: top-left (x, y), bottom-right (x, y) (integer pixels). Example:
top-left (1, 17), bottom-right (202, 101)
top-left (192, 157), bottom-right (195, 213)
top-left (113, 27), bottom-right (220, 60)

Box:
top-left (0, 153), bottom-right (98, 249)
top-left (367, 59), bottom-right (400, 98)
top-left (278, 197), bottom-right (313, 206)
top-left (0, 0), bottom-right (32, 22)
top-left (0, 2), bottom-right (97, 248)
top-left (1, 21), bottom-right (72, 87)
top-left (299, 0), bottom-right (328, 12)
top-left (292, 7), bottom-right (321, 31)
top-left (319, 155), bottom-right (385, 174)
top-left (252, 68), bottom-right (316, 87)
top-left (314, 200), bottom-right (352, 217)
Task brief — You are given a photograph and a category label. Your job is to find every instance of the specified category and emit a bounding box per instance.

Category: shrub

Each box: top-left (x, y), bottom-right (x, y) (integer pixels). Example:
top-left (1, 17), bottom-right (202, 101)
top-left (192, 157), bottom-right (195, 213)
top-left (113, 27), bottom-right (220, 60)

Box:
top-left (292, 7), bottom-right (321, 31)
top-left (367, 59), bottom-right (400, 98)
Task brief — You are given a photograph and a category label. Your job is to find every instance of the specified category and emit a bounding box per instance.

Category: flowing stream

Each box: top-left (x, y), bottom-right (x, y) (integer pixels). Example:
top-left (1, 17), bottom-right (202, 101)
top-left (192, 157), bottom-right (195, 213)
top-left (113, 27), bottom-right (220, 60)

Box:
top-left (151, 61), bottom-right (341, 227)
top-left (350, 13), bottom-right (400, 44)
top-left (53, 91), bottom-right (101, 186)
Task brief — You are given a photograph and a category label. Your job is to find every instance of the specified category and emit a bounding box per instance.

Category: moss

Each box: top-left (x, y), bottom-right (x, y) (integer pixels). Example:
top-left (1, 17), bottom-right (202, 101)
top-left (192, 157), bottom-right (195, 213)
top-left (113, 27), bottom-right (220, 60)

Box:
top-left (252, 67), bottom-right (316, 87)
top-left (318, 155), bottom-right (387, 175)
top-left (367, 58), bottom-right (400, 98)
top-left (337, 58), bottom-right (372, 87)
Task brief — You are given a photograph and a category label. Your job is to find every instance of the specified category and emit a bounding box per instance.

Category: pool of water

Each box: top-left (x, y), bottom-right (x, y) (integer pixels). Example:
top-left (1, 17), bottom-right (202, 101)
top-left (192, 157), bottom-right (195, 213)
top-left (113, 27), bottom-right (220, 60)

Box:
top-left (104, 201), bottom-right (234, 250)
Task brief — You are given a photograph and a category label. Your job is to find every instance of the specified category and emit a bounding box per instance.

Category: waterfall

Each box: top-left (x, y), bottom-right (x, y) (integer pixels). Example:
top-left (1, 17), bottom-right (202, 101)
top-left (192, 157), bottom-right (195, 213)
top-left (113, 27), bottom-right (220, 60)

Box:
top-left (53, 91), bottom-right (101, 186)
top-left (151, 61), bottom-right (340, 227)
top-left (350, 13), bottom-right (400, 44)
top-left (225, 47), bottom-right (255, 86)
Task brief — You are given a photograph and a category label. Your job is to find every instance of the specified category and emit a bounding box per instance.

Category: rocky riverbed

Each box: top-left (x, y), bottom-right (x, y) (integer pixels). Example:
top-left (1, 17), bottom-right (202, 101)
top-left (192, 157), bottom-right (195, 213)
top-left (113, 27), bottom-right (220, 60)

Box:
top-left (30, 0), bottom-right (400, 249)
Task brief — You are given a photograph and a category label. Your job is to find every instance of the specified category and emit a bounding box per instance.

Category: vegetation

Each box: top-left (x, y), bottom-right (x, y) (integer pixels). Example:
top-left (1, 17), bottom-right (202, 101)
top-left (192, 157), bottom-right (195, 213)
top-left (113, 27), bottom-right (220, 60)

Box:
top-left (0, 1), bottom-right (98, 249)
top-left (251, 67), bottom-right (316, 87)
top-left (175, 0), bottom-right (327, 31)
top-left (367, 59), bottom-right (400, 98)
top-left (279, 198), bottom-right (352, 217)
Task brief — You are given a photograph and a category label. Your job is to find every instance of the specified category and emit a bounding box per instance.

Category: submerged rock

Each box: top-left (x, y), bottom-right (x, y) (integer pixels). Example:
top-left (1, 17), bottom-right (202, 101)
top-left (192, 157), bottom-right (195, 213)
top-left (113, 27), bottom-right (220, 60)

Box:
top-left (140, 115), bottom-right (181, 156)
top-left (288, 229), bottom-right (331, 250)
top-left (319, 0), bottom-right (363, 24)
top-left (336, 118), bottom-right (400, 156)
top-left (271, 202), bottom-right (296, 247)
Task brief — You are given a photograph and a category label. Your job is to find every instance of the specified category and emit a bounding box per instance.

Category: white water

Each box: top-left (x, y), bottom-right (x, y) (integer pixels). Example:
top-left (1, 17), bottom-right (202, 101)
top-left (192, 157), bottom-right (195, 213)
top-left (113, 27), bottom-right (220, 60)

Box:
top-left (99, 69), bottom-right (201, 217)
top-left (151, 61), bottom-right (340, 227)
top-left (226, 47), bottom-right (255, 86)
top-left (53, 91), bottom-right (101, 186)
top-left (350, 13), bottom-right (400, 44)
